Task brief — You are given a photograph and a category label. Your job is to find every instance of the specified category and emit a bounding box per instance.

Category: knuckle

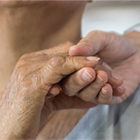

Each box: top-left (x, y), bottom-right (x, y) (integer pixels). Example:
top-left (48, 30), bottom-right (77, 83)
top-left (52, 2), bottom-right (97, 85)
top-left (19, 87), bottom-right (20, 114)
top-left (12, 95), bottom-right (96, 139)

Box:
top-left (20, 53), bottom-right (30, 60)
top-left (58, 41), bottom-right (74, 50)
top-left (88, 30), bottom-right (103, 36)
top-left (14, 64), bottom-right (26, 81)
top-left (61, 84), bottom-right (76, 97)
top-left (80, 94), bottom-right (93, 102)
top-left (84, 97), bottom-right (93, 102)
top-left (65, 91), bottom-right (75, 96)
top-left (78, 38), bottom-right (90, 46)
top-left (73, 77), bottom-right (84, 87)
top-left (97, 99), bottom-right (109, 105)
top-left (90, 84), bottom-right (101, 91)
top-left (60, 41), bottom-right (73, 46)
top-left (113, 79), bottom-right (123, 87)
top-left (49, 56), bottom-right (66, 68)
top-left (88, 30), bottom-right (106, 45)
top-left (64, 41), bottom-right (74, 46)
top-left (98, 95), bottom-right (111, 104)
top-left (116, 96), bottom-right (126, 104)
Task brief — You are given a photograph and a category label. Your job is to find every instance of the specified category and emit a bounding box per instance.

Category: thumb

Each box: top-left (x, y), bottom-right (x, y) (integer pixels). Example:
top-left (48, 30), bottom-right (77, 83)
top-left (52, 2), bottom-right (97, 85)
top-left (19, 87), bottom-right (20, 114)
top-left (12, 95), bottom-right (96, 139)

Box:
top-left (69, 31), bottom-right (136, 63)
top-left (69, 30), bottom-right (107, 56)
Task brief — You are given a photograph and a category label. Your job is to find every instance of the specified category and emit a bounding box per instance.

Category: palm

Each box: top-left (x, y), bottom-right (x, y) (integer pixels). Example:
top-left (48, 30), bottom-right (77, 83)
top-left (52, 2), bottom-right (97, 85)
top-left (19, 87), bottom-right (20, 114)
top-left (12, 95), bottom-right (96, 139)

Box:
top-left (85, 32), bottom-right (140, 104)
top-left (104, 46), bottom-right (140, 104)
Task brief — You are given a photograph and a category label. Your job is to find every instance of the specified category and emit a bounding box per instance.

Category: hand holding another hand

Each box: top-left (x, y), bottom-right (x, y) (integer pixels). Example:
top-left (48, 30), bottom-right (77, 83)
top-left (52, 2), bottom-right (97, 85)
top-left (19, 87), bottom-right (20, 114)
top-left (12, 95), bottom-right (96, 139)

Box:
top-left (0, 42), bottom-right (100, 139)
top-left (0, 36), bottom-right (125, 139)
top-left (1, 40), bottom-right (122, 139)
top-left (69, 30), bottom-right (140, 104)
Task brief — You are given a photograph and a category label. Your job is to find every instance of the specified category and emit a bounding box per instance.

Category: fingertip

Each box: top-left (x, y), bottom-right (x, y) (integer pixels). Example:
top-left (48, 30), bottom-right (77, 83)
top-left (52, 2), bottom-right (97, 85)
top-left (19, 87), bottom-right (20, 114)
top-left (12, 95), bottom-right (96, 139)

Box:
top-left (112, 73), bottom-right (123, 85)
top-left (69, 45), bottom-right (90, 56)
top-left (97, 70), bottom-right (108, 83)
top-left (97, 83), bottom-right (113, 104)
top-left (113, 85), bottom-right (125, 96)
top-left (101, 84), bottom-right (113, 96)
top-left (108, 73), bottom-right (124, 88)
top-left (49, 84), bottom-right (60, 96)
top-left (69, 45), bottom-right (78, 56)
top-left (82, 67), bottom-right (96, 81)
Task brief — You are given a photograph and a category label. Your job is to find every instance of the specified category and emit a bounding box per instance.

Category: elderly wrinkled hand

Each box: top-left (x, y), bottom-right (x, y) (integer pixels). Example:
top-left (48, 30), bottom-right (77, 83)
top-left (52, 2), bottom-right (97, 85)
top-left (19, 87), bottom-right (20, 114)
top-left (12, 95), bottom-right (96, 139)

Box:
top-left (0, 40), bottom-right (124, 139)
top-left (0, 42), bottom-right (100, 139)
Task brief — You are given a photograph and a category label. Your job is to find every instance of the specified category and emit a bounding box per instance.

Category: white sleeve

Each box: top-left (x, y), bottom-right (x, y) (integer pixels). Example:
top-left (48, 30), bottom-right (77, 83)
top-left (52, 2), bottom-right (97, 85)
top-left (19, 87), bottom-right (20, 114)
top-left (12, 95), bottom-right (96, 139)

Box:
top-left (124, 23), bottom-right (140, 34)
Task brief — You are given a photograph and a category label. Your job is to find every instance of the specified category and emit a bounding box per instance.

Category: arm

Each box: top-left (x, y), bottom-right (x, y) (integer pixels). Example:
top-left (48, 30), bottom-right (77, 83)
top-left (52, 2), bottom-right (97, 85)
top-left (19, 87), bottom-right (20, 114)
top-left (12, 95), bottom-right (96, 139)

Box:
top-left (0, 42), bottom-right (100, 139)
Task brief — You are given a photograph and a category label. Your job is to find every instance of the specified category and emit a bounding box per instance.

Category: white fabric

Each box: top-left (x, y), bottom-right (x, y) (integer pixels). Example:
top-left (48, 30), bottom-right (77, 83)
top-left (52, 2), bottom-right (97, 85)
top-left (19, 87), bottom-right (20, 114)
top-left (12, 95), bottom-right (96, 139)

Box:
top-left (64, 86), bottom-right (140, 140)
top-left (82, 1), bottom-right (140, 36)
top-left (125, 24), bottom-right (140, 33)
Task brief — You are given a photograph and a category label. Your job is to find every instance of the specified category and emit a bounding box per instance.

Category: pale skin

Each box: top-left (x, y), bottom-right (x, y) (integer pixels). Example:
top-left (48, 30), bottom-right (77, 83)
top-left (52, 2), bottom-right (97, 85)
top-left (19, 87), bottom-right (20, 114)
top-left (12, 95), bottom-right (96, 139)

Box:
top-left (0, 1), bottom-right (139, 139)
top-left (69, 30), bottom-right (140, 104)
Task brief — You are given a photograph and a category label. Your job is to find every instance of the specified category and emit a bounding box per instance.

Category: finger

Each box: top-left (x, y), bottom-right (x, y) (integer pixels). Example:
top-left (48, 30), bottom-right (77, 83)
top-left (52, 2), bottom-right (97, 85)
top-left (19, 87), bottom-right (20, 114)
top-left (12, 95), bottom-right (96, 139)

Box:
top-left (113, 85), bottom-right (125, 96)
top-left (96, 83), bottom-right (113, 104)
top-left (102, 61), bottom-right (112, 71)
top-left (41, 56), bottom-right (100, 94)
top-left (108, 88), bottom-right (127, 105)
top-left (77, 70), bottom-right (108, 102)
top-left (69, 31), bottom-right (135, 62)
top-left (69, 30), bottom-right (107, 56)
top-left (47, 84), bottom-right (60, 98)
top-left (61, 67), bottom-right (96, 96)
top-left (95, 63), bottom-right (123, 88)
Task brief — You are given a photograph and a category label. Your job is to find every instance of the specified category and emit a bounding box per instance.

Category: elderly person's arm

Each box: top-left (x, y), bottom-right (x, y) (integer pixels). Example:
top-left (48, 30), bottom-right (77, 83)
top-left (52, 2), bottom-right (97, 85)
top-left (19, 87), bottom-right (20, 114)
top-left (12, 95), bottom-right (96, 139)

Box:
top-left (0, 42), bottom-right (100, 139)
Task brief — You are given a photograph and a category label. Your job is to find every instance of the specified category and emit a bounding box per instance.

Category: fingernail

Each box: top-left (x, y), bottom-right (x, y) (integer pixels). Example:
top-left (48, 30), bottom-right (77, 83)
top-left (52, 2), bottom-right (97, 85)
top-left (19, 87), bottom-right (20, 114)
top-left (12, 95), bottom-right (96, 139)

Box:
top-left (96, 75), bottom-right (104, 83)
top-left (82, 70), bottom-right (93, 81)
top-left (118, 85), bottom-right (125, 90)
top-left (112, 73), bottom-right (123, 80)
top-left (87, 57), bottom-right (100, 61)
top-left (102, 88), bottom-right (107, 94)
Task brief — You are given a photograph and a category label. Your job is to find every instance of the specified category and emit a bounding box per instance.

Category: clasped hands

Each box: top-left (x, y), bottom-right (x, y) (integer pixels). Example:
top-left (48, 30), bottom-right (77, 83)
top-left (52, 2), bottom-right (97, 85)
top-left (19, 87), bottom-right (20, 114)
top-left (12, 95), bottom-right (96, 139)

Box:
top-left (1, 30), bottom-right (140, 139)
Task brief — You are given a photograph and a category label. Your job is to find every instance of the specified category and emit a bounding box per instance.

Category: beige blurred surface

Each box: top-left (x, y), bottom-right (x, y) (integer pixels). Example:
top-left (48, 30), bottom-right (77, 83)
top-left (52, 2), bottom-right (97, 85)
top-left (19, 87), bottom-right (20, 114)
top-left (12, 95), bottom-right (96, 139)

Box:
top-left (82, 1), bottom-right (140, 36)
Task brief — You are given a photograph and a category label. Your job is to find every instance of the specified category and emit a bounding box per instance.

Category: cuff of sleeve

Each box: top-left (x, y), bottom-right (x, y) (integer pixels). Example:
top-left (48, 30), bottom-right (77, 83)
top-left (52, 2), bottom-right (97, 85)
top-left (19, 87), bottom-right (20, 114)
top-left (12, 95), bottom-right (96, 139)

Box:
top-left (124, 23), bottom-right (140, 34)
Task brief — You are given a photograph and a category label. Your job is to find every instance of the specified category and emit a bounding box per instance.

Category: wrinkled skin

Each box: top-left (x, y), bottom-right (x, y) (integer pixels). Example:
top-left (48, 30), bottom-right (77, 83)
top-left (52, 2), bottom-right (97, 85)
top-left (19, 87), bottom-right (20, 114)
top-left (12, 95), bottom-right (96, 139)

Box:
top-left (0, 1), bottom-right (132, 139)
top-left (69, 31), bottom-right (140, 104)
top-left (0, 42), bottom-right (98, 139)
top-left (0, 37), bottom-right (126, 139)
top-left (1, 41), bottom-right (119, 139)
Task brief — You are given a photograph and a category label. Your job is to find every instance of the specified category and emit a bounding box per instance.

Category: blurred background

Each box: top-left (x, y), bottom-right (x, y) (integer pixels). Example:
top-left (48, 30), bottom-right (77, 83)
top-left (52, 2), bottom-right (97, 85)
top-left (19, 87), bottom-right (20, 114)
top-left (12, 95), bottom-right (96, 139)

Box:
top-left (82, 1), bottom-right (140, 37)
